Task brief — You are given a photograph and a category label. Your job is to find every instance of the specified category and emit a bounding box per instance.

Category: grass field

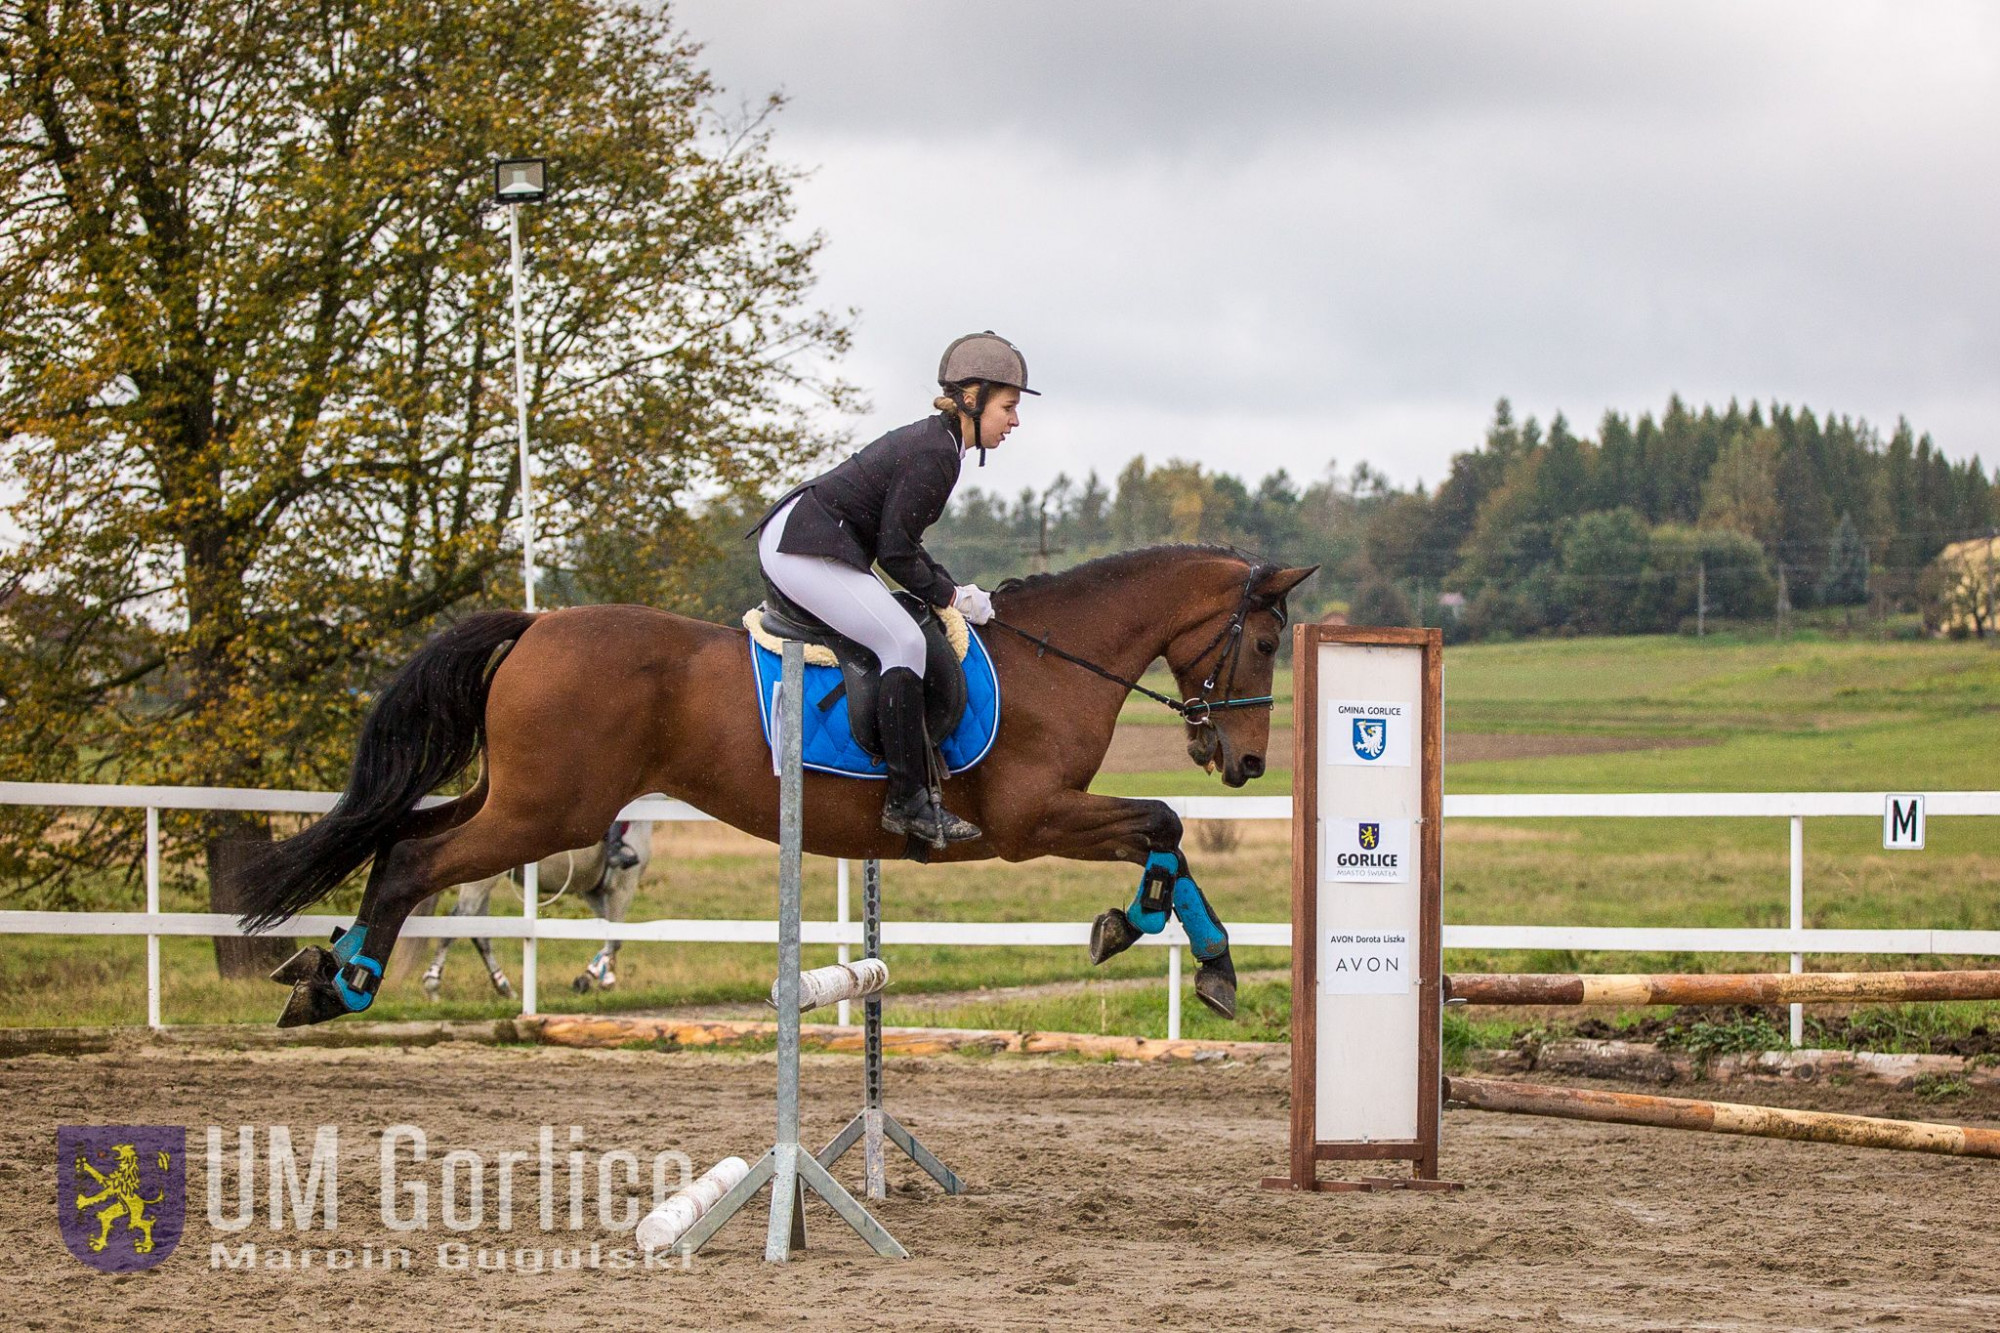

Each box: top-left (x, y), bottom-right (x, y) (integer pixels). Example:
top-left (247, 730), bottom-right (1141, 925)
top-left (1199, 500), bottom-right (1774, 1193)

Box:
top-left (4, 632), bottom-right (1997, 1050)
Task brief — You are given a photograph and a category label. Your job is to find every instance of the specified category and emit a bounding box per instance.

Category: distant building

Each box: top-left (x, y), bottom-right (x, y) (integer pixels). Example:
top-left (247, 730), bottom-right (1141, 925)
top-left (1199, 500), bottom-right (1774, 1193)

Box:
top-left (1928, 535), bottom-right (1997, 638)
top-left (1318, 609), bottom-right (1349, 626)
top-left (1438, 592), bottom-right (1468, 620)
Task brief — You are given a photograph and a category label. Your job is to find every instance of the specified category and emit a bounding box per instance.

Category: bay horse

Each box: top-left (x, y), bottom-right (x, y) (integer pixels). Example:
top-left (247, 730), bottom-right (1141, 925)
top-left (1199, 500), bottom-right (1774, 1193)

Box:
top-left (238, 545), bottom-right (1314, 1027)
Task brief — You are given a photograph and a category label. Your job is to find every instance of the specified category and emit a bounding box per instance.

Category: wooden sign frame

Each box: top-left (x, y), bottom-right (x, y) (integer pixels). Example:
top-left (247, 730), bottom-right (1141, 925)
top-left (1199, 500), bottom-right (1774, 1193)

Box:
top-left (1263, 624), bottom-right (1455, 1193)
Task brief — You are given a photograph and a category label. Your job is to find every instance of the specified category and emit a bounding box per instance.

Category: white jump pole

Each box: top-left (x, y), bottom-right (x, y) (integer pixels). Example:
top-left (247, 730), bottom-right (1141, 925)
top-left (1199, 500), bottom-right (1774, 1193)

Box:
top-left (673, 640), bottom-right (906, 1261)
top-left (836, 858), bottom-right (852, 1027)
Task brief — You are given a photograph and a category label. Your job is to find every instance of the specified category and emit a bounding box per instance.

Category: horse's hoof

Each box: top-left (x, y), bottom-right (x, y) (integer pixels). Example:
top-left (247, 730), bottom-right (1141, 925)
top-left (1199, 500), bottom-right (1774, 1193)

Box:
top-left (1194, 953), bottom-right (1238, 1021)
top-left (571, 975), bottom-right (592, 994)
top-left (270, 946), bottom-right (329, 986)
top-left (276, 966), bottom-right (348, 1029)
top-left (421, 976), bottom-right (441, 1001)
top-left (492, 974), bottom-right (515, 999)
top-left (276, 979), bottom-right (352, 1028)
top-left (1089, 908), bottom-right (1142, 965)
top-left (270, 947), bottom-right (359, 1027)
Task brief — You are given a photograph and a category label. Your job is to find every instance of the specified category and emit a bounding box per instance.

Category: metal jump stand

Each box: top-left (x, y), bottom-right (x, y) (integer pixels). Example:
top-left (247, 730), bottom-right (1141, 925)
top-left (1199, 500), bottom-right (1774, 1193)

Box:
top-left (674, 641), bottom-right (906, 1261)
top-left (817, 856), bottom-right (965, 1198)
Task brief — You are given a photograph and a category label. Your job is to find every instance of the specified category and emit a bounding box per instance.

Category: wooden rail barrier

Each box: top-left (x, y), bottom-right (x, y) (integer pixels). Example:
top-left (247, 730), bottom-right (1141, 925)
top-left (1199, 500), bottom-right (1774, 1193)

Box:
top-left (1445, 1076), bottom-right (2000, 1160)
top-left (1445, 970), bottom-right (2000, 1007)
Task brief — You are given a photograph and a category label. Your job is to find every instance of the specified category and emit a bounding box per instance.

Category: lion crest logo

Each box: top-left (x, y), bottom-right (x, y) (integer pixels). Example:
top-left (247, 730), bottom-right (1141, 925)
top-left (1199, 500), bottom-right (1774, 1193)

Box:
top-left (58, 1126), bottom-right (185, 1271)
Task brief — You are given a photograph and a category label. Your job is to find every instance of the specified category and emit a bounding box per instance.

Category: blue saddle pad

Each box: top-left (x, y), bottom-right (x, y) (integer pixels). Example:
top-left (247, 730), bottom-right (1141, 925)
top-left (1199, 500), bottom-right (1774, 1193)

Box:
top-left (749, 628), bottom-right (1001, 778)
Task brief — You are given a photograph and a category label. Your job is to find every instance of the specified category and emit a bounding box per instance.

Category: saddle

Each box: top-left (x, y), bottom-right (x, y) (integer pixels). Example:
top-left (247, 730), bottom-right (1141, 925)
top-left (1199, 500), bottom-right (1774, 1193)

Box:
top-left (747, 578), bottom-right (968, 763)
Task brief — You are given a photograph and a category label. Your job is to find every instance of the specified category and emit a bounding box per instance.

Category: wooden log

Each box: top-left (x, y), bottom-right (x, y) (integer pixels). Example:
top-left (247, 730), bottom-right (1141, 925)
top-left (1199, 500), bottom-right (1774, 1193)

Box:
top-left (1445, 970), bottom-right (2000, 1008)
top-left (1445, 1076), bottom-right (2000, 1160)
top-left (522, 1013), bottom-right (1284, 1063)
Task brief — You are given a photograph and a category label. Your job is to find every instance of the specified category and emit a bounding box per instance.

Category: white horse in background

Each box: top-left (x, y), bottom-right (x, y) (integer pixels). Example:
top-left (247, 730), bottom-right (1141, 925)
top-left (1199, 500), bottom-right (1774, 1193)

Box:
top-left (420, 820), bottom-right (655, 998)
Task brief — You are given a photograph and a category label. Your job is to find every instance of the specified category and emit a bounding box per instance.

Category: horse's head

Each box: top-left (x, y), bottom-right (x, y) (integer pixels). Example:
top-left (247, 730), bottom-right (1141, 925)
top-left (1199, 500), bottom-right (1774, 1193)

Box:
top-left (1167, 561), bottom-right (1317, 787)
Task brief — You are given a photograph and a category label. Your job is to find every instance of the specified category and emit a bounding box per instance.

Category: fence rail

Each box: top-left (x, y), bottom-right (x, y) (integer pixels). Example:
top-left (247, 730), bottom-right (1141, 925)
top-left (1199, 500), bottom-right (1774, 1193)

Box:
top-left (4, 781), bottom-right (1998, 1040)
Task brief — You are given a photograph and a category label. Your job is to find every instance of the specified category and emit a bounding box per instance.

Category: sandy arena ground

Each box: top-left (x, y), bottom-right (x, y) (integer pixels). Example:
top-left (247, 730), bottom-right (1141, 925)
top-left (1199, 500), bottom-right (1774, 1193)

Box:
top-left (9, 1044), bottom-right (2000, 1331)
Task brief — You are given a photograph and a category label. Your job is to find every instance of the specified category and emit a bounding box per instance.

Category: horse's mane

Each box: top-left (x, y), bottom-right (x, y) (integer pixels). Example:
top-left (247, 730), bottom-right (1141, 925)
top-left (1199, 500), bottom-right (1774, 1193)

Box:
top-left (993, 543), bottom-right (1272, 597)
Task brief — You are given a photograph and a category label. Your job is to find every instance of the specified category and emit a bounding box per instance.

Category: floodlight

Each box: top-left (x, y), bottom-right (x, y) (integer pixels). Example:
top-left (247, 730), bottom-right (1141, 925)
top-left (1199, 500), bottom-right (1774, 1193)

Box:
top-left (494, 158), bottom-right (548, 205)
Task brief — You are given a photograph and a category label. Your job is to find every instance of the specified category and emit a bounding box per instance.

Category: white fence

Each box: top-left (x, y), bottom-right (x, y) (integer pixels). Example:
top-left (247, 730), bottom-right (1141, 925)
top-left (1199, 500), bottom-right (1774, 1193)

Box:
top-left (3, 782), bottom-right (1998, 1042)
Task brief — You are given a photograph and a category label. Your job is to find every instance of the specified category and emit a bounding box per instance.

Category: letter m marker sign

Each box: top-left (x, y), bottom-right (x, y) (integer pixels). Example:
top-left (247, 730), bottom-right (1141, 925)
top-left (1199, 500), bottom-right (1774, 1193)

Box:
top-left (1883, 795), bottom-right (1925, 851)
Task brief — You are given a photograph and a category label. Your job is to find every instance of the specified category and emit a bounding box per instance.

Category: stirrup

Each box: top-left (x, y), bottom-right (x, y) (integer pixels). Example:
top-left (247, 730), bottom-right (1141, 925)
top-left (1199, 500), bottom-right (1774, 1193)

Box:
top-left (882, 792), bottom-right (981, 850)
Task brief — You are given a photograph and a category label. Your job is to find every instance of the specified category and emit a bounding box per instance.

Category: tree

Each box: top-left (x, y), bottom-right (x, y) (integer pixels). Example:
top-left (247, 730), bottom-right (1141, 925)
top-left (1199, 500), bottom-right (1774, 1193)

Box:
top-left (1699, 428), bottom-right (1781, 548)
top-left (1530, 413), bottom-right (1588, 523)
top-left (1071, 471), bottom-right (1111, 549)
top-left (1558, 508), bottom-right (1651, 634)
top-left (0, 0), bottom-right (852, 951)
top-left (1349, 577), bottom-right (1415, 628)
top-left (1649, 525), bottom-right (1775, 624)
top-left (1362, 493), bottom-right (1435, 583)
top-left (1821, 513), bottom-right (1870, 607)
top-left (1586, 410), bottom-right (1641, 513)
top-left (1773, 417), bottom-right (1836, 606)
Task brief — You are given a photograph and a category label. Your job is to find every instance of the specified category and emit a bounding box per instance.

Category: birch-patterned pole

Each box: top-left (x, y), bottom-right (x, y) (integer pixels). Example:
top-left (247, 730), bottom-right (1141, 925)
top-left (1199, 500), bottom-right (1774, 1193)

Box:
top-left (1445, 970), bottom-right (2000, 1007)
top-left (1446, 1077), bottom-right (2000, 1160)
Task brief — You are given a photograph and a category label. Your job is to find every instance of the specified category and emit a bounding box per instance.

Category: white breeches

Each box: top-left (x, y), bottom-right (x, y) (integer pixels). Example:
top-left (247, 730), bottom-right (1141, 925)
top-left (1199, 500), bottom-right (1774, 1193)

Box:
top-left (758, 498), bottom-right (928, 676)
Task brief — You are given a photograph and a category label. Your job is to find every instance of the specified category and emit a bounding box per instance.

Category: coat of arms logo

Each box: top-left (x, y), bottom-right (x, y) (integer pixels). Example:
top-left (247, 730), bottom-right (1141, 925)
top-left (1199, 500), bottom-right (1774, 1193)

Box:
top-left (1351, 717), bottom-right (1388, 761)
top-left (58, 1126), bottom-right (185, 1272)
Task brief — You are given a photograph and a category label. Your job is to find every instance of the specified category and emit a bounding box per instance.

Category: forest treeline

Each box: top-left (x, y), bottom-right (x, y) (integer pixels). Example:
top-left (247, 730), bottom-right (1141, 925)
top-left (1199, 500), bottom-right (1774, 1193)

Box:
top-left (894, 397), bottom-right (1996, 639)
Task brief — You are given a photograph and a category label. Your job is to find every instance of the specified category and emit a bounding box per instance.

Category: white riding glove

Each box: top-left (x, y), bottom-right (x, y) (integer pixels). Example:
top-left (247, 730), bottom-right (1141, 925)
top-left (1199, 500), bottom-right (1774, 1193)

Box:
top-left (952, 584), bottom-right (994, 625)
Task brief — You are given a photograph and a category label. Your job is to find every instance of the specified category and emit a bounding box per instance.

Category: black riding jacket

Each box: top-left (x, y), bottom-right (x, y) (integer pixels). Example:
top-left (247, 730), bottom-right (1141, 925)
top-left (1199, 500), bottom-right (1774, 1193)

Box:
top-left (755, 414), bottom-right (963, 608)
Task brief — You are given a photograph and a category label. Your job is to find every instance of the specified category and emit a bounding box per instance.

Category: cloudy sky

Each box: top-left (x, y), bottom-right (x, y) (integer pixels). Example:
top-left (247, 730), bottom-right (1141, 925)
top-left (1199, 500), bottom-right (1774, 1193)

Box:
top-left (672, 1), bottom-right (1999, 496)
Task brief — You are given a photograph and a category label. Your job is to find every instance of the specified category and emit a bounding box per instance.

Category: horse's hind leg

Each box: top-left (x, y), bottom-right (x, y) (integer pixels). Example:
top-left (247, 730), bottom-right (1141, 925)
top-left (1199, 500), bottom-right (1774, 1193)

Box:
top-left (472, 935), bottom-right (514, 998)
top-left (421, 932), bottom-right (452, 999)
top-left (576, 859), bottom-right (641, 993)
top-left (441, 879), bottom-right (512, 997)
top-left (421, 877), bottom-right (502, 999)
top-left (420, 886), bottom-right (460, 999)
top-left (273, 798), bottom-right (600, 1027)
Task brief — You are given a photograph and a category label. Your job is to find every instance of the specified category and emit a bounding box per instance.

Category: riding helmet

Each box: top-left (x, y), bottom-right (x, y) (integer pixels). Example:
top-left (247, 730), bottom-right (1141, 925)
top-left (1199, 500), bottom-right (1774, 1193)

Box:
top-left (937, 331), bottom-right (1040, 395)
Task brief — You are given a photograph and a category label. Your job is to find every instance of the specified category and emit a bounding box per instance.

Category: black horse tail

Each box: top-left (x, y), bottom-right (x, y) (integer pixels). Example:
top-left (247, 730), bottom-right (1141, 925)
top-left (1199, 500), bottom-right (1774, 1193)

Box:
top-left (235, 610), bottom-right (538, 932)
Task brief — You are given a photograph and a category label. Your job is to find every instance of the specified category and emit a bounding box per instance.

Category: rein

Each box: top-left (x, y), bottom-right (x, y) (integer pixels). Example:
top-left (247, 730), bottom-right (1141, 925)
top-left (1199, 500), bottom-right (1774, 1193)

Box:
top-left (984, 570), bottom-right (1279, 726)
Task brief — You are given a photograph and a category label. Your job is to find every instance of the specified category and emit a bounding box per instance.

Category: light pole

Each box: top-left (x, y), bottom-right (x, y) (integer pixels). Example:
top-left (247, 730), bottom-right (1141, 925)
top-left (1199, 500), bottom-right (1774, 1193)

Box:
top-left (494, 157), bottom-right (548, 612)
top-left (494, 157), bottom-right (547, 1015)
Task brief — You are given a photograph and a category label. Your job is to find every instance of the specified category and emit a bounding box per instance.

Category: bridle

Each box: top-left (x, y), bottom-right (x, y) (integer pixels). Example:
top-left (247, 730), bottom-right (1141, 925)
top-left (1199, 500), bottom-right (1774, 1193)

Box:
top-left (984, 569), bottom-right (1282, 727)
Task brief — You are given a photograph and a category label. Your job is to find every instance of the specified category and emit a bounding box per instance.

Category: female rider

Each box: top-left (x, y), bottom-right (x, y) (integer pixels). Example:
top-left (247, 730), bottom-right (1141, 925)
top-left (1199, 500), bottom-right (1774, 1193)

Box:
top-left (754, 331), bottom-right (1034, 847)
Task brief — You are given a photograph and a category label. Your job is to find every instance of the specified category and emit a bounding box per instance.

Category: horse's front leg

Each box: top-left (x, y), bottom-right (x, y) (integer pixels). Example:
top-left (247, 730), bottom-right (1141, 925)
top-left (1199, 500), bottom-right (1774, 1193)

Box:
top-left (1013, 791), bottom-right (1238, 1020)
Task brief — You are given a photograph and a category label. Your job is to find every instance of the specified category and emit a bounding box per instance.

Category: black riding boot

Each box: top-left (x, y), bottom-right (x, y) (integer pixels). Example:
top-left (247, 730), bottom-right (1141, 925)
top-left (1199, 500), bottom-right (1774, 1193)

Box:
top-left (878, 666), bottom-right (981, 848)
